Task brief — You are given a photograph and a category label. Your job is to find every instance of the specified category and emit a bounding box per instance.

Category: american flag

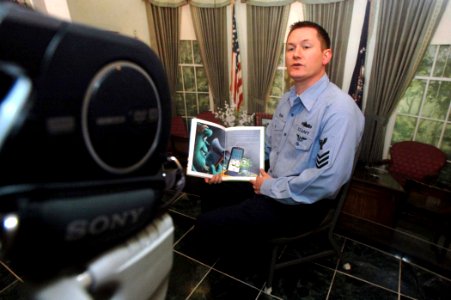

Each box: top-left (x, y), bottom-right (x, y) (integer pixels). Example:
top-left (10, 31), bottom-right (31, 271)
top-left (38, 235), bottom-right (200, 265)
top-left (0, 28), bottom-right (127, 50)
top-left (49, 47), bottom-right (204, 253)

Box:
top-left (230, 4), bottom-right (243, 110)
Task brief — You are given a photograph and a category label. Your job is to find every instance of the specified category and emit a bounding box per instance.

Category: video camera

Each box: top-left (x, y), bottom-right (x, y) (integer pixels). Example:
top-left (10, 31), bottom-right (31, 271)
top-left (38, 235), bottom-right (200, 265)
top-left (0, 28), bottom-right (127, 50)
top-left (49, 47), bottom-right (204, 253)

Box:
top-left (0, 3), bottom-right (183, 297)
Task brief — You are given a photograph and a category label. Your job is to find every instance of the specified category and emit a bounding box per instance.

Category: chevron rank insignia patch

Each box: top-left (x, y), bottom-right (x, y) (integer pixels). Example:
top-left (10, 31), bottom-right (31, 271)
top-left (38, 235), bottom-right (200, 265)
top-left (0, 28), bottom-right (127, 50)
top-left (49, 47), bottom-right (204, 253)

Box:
top-left (316, 150), bottom-right (330, 169)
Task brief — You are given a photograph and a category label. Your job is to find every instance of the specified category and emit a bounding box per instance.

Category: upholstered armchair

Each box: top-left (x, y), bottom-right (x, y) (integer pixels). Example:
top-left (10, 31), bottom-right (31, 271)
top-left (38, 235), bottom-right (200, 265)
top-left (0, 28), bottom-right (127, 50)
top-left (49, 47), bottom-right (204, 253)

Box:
top-left (378, 141), bottom-right (447, 188)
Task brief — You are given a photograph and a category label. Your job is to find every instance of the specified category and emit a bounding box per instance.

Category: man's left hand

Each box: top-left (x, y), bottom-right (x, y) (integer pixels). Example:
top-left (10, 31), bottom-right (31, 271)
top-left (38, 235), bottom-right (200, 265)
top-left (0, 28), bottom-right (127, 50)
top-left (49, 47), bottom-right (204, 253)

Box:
top-left (251, 168), bottom-right (271, 194)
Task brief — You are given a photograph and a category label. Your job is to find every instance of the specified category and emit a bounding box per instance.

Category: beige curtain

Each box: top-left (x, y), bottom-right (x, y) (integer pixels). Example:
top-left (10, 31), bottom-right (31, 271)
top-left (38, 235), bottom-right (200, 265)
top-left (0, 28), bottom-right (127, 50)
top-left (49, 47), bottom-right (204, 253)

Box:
top-left (360, 0), bottom-right (448, 163)
top-left (146, 0), bottom-right (185, 116)
top-left (303, 0), bottom-right (354, 88)
top-left (190, 3), bottom-right (229, 110)
top-left (246, 3), bottom-right (290, 113)
top-left (244, 0), bottom-right (345, 5)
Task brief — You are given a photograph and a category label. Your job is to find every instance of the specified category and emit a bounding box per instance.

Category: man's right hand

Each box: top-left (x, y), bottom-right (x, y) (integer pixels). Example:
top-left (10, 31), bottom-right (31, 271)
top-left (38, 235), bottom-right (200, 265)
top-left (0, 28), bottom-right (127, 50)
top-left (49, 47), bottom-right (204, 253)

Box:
top-left (205, 174), bottom-right (222, 184)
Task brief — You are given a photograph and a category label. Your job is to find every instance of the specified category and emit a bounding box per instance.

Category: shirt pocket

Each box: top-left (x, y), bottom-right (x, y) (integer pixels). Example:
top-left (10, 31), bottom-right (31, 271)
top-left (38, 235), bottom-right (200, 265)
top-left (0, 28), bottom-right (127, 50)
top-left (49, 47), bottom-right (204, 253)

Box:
top-left (270, 116), bottom-right (285, 147)
top-left (289, 120), bottom-right (313, 151)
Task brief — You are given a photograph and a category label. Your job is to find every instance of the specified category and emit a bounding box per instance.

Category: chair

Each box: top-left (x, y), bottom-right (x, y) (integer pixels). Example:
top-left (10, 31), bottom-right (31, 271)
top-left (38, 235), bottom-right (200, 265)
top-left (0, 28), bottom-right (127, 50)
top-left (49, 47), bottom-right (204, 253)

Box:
top-left (171, 115), bottom-right (189, 139)
top-left (255, 112), bottom-right (273, 127)
top-left (264, 141), bottom-right (362, 293)
top-left (381, 141), bottom-right (447, 188)
top-left (375, 141), bottom-right (449, 260)
top-left (264, 179), bottom-right (352, 293)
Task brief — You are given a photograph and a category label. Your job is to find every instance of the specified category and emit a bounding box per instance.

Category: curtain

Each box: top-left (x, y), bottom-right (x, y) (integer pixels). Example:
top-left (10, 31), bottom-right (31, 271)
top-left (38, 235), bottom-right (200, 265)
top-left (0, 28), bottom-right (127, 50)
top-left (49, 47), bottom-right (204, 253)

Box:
top-left (246, 4), bottom-right (290, 113)
top-left (190, 4), bottom-right (229, 110)
top-left (146, 0), bottom-right (185, 116)
top-left (360, 0), bottom-right (448, 163)
top-left (245, 0), bottom-right (345, 5)
top-left (303, 0), bottom-right (354, 88)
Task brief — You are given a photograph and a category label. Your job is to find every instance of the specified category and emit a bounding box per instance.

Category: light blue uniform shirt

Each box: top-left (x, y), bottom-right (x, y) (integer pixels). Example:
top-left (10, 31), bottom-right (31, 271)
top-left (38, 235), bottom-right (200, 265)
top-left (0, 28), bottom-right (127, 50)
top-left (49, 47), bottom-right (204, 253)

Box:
top-left (260, 75), bottom-right (364, 205)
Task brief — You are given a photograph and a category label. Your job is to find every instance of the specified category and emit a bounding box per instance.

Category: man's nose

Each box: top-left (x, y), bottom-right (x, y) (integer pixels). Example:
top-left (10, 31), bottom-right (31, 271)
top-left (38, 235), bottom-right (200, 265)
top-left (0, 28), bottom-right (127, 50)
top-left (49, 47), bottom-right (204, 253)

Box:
top-left (293, 46), bottom-right (302, 58)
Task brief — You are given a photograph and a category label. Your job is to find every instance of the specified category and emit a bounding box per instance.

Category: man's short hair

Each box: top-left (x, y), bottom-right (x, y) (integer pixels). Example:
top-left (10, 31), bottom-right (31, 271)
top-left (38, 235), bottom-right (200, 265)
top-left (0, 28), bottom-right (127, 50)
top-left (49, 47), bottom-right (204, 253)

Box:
top-left (288, 21), bottom-right (331, 50)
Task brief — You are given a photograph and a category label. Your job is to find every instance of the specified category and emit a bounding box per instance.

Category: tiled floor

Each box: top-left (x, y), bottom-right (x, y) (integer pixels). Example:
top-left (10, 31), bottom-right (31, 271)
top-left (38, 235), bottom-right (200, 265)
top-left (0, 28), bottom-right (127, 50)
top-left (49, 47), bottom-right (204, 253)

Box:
top-left (164, 191), bottom-right (451, 300)
top-left (1, 187), bottom-right (451, 299)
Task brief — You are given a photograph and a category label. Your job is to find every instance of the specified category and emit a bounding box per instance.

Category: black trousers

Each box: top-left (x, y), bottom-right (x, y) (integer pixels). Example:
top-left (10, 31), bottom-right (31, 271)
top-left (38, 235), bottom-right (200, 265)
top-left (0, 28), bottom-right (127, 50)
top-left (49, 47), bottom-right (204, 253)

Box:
top-left (191, 181), bottom-right (333, 256)
top-left (198, 180), bottom-right (255, 212)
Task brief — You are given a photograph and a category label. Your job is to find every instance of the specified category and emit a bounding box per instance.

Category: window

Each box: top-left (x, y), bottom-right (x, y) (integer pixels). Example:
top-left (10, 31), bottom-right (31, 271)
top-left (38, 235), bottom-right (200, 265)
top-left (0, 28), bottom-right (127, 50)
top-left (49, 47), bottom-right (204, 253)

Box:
top-left (175, 40), bottom-right (210, 118)
top-left (267, 43), bottom-right (291, 114)
top-left (388, 44), bottom-right (451, 161)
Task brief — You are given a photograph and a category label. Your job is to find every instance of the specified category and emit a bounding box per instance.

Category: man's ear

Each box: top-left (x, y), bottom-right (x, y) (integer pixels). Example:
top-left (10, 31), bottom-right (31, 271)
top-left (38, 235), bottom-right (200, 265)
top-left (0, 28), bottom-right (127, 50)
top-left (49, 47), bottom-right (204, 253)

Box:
top-left (322, 49), bottom-right (332, 65)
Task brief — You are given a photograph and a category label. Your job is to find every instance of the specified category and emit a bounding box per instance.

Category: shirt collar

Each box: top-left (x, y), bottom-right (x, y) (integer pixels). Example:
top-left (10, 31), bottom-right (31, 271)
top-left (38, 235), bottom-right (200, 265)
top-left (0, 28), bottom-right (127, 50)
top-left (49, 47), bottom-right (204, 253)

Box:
top-left (288, 75), bottom-right (329, 111)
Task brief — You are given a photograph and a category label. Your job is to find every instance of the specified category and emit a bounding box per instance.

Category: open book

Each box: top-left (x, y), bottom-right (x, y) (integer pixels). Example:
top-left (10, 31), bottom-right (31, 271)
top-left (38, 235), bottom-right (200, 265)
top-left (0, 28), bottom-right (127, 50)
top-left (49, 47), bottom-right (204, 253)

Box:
top-left (187, 118), bottom-right (265, 181)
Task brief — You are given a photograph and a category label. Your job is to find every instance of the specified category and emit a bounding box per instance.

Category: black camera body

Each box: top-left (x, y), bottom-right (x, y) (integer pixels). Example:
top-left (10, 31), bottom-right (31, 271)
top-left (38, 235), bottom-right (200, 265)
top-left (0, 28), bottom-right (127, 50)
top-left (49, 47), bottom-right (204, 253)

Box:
top-left (0, 4), bottom-right (171, 185)
top-left (0, 3), bottom-right (175, 279)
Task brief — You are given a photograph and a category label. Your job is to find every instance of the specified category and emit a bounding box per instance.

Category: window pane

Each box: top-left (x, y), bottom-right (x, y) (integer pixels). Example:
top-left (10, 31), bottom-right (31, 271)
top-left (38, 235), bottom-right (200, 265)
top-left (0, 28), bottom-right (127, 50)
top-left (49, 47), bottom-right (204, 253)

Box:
top-left (284, 71), bottom-right (292, 93)
top-left (416, 119), bottom-right (442, 145)
top-left (269, 99), bottom-right (278, 113)
top-left (266, 97), bottom-right (278, 114)
top-left (198, 93), bottom-right (210, 112)
top-left (270, 70), bottom-right (284, 97)
top-left (422, 80), bottom-right (451, 120)
top-left (193, 41), bottom-right (202, 64)
top-left (196, 67), bottom-right (209, 92)
top-left (442, 123), bottom-right (451, 160)
top-left (176, 66), bottom-right (184, 90)
top-left (398, 79), bottom-right (425, 115)
top-left (433, 45), bottom-right (450, 78)
top-left (176, 39), bottom-right (211, 118)
top-left (175, 93), bottom-right (185, 115)
top-left (392, 115), bottom-right (416, 143)
top-left (277, 47), bottom-right (284, 67)
top-left (179, 40), bottom-right (192, 64)
top-left (185, 93), bottom-right (198, 116)
top-left (266, 43), bottom-right (287, 112)
top-left (182, 66), bottom-right (195, 92)
top-left (417, 45), bottom-right (436, 76)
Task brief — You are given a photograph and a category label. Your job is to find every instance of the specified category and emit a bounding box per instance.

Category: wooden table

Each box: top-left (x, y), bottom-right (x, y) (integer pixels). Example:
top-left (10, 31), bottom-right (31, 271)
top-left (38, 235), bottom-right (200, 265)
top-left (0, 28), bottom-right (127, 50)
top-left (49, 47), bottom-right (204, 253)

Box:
top-left (342, 166), bottom-right (405, 226)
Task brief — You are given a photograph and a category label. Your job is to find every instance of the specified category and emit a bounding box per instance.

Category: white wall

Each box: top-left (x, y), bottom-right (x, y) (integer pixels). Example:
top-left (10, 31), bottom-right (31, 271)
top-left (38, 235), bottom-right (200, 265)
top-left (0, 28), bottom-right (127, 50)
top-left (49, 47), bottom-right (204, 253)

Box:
top-left (37, 0), bottom-right (151, 46)
top-left (180, 5), bottom-right (196, 40)
top-left (31, 0), bottom-right (71, 21)
top-left (431, 0), bottom-right (451, 44)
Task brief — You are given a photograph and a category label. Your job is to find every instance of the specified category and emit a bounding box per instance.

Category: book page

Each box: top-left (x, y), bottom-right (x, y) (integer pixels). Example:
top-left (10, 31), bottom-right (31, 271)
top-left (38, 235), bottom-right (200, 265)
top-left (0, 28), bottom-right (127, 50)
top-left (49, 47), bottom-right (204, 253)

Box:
top-left (221, 127), bottom-right (264, 181)
top-left (186, 118), bottom-right (227, 179)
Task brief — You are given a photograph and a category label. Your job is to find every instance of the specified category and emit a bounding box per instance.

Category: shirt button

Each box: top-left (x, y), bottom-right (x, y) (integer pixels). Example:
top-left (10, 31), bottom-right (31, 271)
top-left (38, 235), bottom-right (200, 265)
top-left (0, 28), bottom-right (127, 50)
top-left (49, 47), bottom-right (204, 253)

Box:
top-left (284, 133), bottom-right (287, 136)
top-left (291, 113), bottom-right (294, 117)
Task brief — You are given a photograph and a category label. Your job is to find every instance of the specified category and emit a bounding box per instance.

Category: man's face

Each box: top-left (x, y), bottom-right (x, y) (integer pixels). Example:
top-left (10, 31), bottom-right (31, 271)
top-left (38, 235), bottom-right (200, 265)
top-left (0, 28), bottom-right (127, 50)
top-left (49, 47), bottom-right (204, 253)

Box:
top-left (285, 27), bottom-right (331, 87)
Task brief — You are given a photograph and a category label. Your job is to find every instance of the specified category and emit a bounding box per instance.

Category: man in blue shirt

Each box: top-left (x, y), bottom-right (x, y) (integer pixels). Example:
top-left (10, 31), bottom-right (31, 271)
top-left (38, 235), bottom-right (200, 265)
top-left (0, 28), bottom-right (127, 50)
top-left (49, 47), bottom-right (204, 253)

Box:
top-left (191, 21), bottom-right (364, 254)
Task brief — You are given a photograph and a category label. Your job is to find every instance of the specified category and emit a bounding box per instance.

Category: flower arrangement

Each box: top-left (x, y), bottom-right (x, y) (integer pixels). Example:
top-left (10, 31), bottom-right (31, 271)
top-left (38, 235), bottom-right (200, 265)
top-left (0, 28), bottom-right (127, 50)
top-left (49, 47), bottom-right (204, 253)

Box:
top-left (214, 102), bottom-right (255, 127)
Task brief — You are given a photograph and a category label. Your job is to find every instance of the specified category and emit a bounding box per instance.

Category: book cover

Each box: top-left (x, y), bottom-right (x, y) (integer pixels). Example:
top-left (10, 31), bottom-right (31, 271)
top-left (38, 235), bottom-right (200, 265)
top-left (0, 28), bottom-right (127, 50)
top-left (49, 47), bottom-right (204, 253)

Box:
top-left (186, 118), bottom-right (264, 181)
